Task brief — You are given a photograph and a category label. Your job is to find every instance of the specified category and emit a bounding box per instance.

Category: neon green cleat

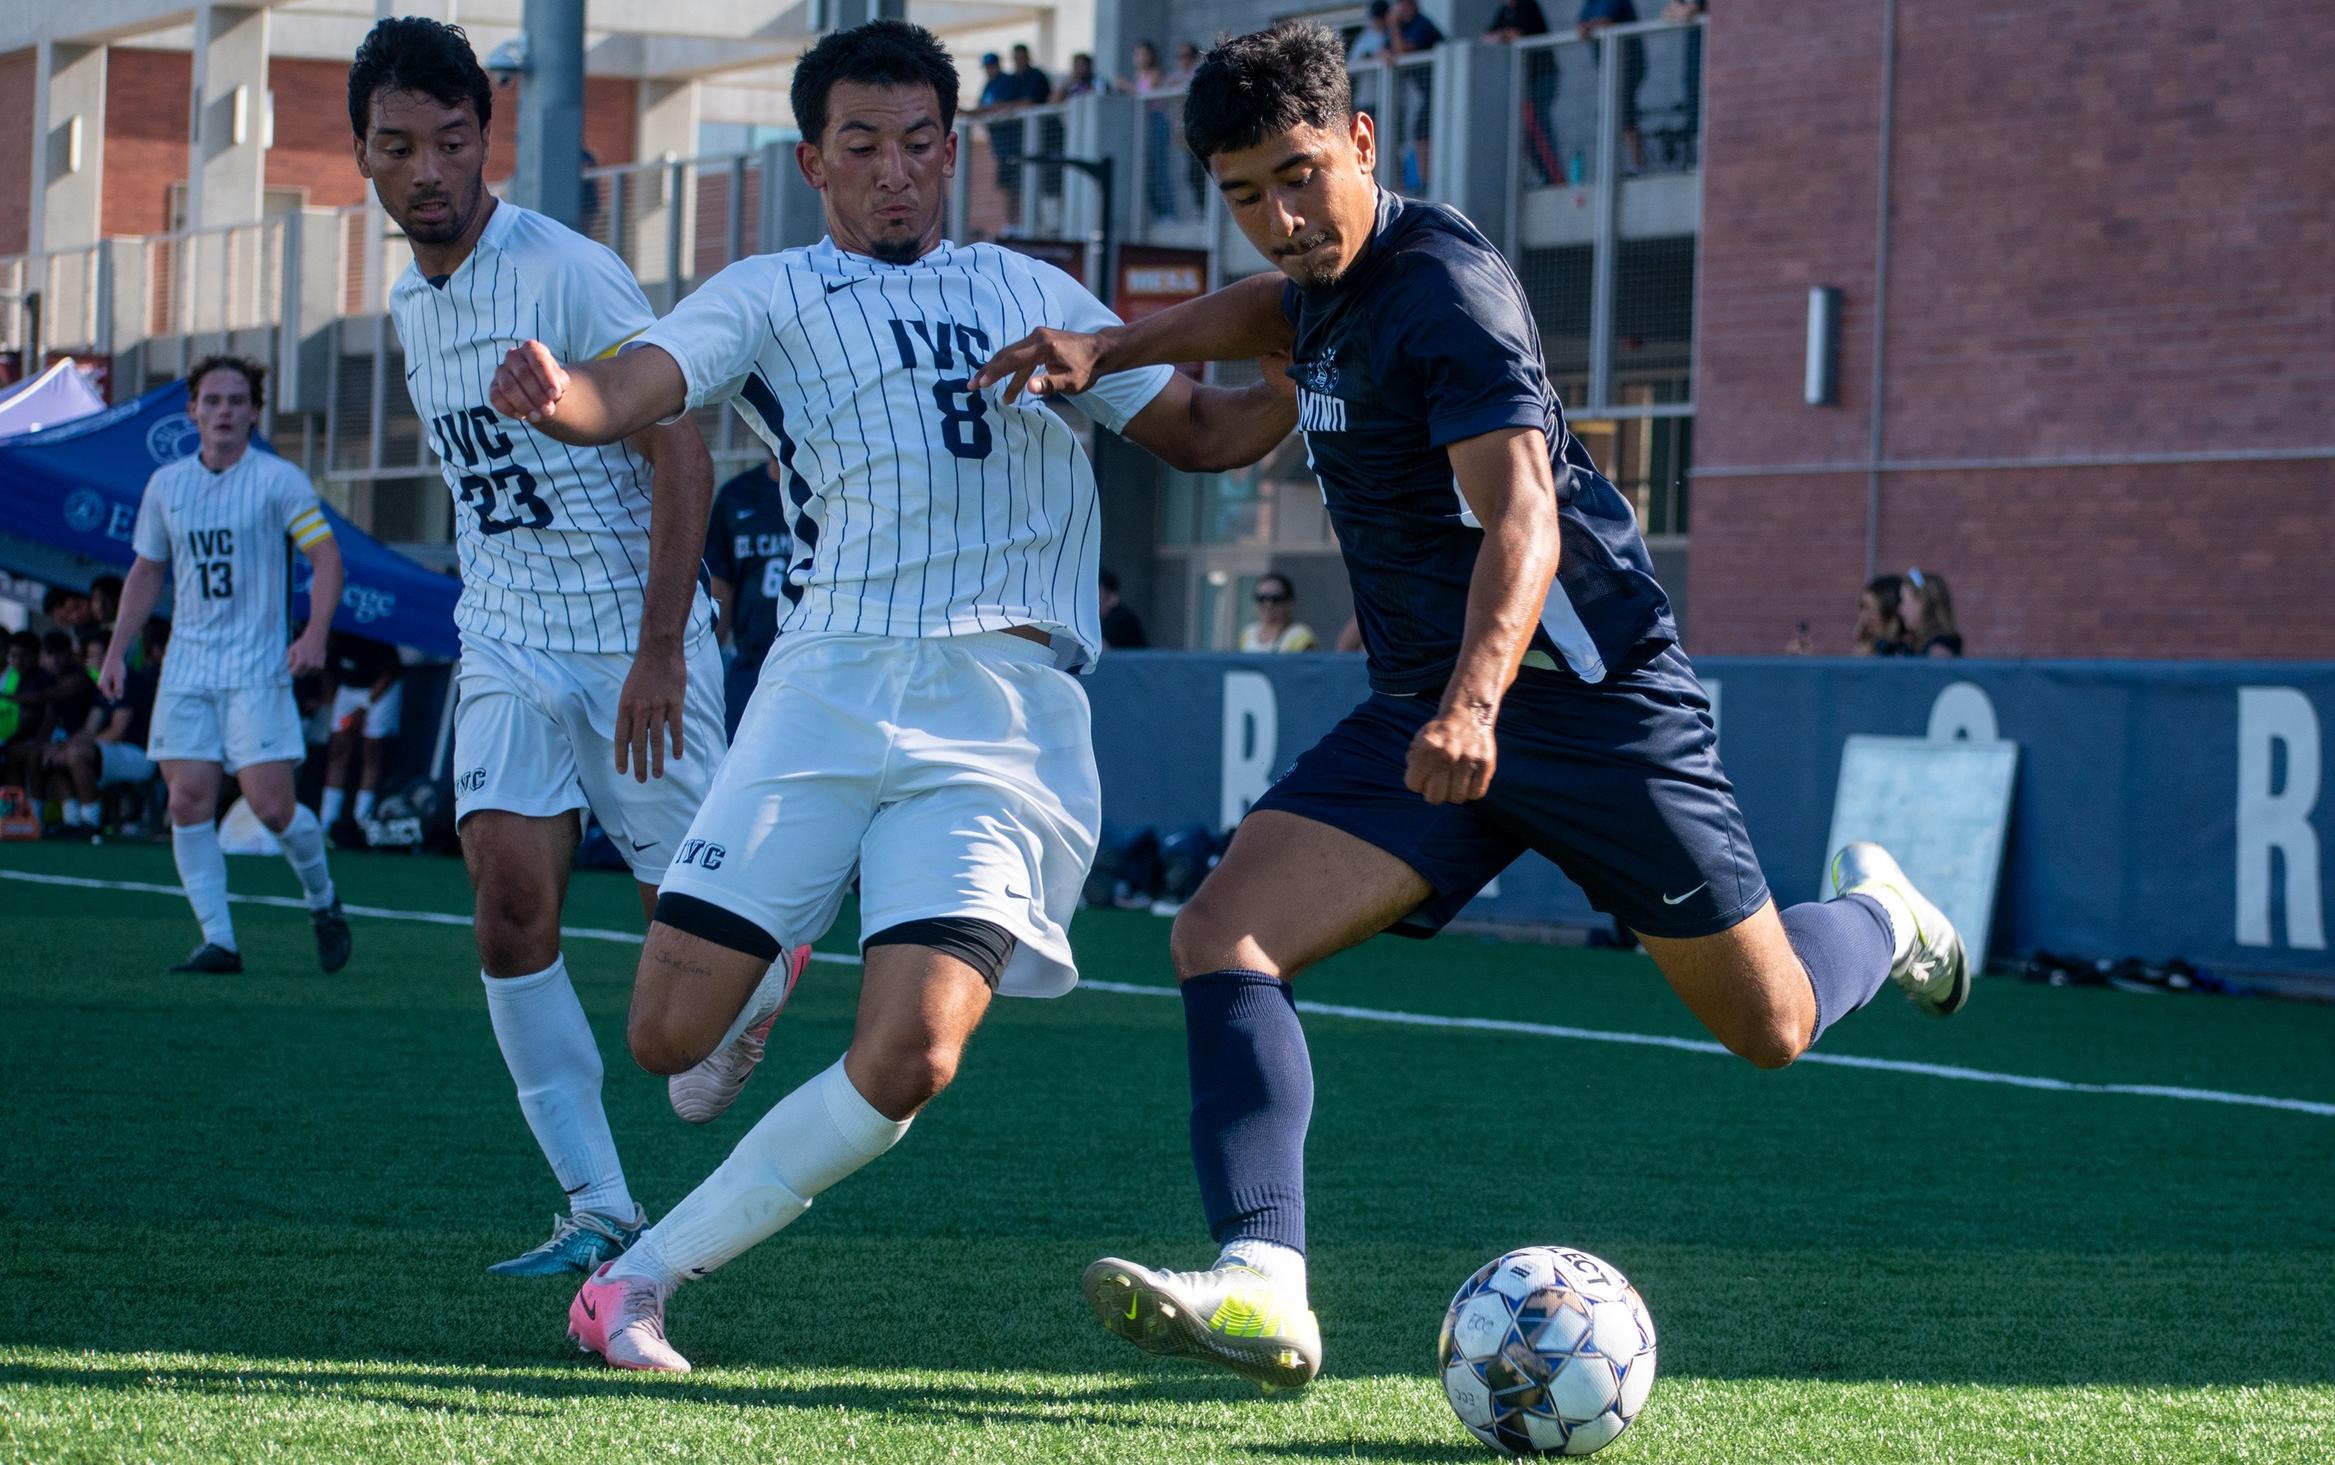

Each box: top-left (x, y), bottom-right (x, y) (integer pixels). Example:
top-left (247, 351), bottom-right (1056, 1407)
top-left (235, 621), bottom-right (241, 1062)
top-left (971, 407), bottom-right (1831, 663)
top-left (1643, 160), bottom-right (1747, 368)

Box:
top-left (1082, 1257), bottom-right (1322, 1391)
top-left (1831, 841), bottom-right (1971, 1017)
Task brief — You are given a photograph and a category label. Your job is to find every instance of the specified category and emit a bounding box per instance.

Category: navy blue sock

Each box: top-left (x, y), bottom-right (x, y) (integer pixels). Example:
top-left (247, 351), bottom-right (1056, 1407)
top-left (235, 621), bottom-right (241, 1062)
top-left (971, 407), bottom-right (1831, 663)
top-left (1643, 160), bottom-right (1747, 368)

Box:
top-left (1782, 894), bottom-right (1897, 1046)
top-left (1182, 969), bottom-right (1313, 1254)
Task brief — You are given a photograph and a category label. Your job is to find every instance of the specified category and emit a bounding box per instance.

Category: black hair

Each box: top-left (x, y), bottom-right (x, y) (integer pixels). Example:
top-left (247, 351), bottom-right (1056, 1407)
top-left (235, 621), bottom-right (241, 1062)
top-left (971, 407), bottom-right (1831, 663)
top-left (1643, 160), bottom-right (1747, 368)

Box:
top-left (9, 630), bottom-right (40, 654)
top-left (1184, 23), bottom-right (1352, 164)
top-left (41, 630), bottom-right (73, 657)
top-left (90, 574), bottom-right (123, 600)
top-left (1098, 568), bottom-right (1121, 593)
top-left (348, 16), bottom-right (493, 140)
top-left (791, 19), bottom-right (959, 145)
top-left (1257, 571), bottom-right (1296, 598)
top-left (187, 355), bottom-right (266, 410)
top-left (42, 586), bottom-right (84, 614)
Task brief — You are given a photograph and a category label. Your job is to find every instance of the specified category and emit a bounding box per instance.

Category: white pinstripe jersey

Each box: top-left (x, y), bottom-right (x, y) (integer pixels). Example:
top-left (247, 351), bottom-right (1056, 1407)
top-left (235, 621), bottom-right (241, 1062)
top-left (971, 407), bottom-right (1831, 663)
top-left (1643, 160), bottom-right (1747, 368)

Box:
top-left (636, 237), bottom-right (1173, 671)
top-left (390, 201), bottom-right (711, 654)
top-left (131, 447), bottom-right (332, 690)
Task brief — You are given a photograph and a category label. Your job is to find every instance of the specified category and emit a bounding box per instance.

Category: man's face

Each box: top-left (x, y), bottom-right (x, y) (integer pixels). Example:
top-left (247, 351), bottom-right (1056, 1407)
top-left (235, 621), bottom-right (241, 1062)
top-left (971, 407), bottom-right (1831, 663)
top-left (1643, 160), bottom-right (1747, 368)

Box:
top-left (1011, 46), bottom-right (1031, 71)
top-left (1209, 115), bottom-right (1381, 289)
top-left (6, 642), bottom-right (31, 673)
top-left (190, 368), bottom-right (259, 452)
top-left (798, 82), bottom-right (954, 266)
top-left (355, 88), bottom-right (491, 248)
top-left (51, 597), bottom-right (90, 630)
top-left (40, 643), bottom-right (70, 675)
top-left (1393, 0), bottom-right (1419, 21)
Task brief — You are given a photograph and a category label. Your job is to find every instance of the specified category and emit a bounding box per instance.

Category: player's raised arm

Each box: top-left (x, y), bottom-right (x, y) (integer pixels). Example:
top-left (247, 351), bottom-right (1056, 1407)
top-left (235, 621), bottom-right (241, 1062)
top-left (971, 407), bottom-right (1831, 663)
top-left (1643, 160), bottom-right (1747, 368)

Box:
top-left (1115, 352), bottom-right (1301, 474)
top-left (971, 271), bottom-right (1292, 403)
top-left (489, 339), bottom-right (688, 447)
top-left (615, 416), bottom-right (715, 782)
top-left (1406, 427), bottom-right (1561, 805)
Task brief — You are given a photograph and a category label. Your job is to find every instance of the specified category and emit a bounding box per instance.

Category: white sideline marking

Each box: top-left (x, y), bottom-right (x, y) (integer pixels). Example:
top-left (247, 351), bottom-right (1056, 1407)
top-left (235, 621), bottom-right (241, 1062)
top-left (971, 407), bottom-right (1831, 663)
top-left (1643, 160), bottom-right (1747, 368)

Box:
top-left (10, 867), bottom-right (2332, 1119)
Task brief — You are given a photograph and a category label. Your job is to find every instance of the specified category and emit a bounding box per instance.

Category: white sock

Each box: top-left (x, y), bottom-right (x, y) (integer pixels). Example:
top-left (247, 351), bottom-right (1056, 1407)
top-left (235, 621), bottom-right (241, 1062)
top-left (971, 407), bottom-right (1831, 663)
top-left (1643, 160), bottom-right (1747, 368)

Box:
top-left (319, 787), bottom-right (346, 826)
top-left (64, 801), bottom-right (91, 827)
top-left (481, 957), bottom-right (635, 1221)
top-left (78, 800), bottom-right (102, 827)
top-left (276, 805), bottom-right (337, 911)
top-left (1846, 887), bottom-right (1915, 969)
top-left (1219, 1238), bottom-right (1309, 1301)
top-left (612, 1057), bottom-right (910, 1289)
top-left (171, 821), bottom-right (236, 951)
top-left (354, 788), bottom-right (377, 822)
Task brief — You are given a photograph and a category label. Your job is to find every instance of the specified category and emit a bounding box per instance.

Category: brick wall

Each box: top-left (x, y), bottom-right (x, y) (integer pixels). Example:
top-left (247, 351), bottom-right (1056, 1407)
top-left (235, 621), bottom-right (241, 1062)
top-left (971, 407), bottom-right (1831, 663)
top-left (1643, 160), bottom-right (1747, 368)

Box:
top-left (103, 49), bottom-right (189, 237)
top-left (0, 50), bottom-right (33, 256)
top-left (1690, 0), bottom-right (2335, 658)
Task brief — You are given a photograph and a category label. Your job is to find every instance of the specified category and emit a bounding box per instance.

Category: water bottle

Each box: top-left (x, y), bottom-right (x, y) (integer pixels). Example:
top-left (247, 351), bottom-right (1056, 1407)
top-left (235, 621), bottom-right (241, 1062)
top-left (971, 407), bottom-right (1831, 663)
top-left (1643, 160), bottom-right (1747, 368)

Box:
top-left (1566, 149), bottom-right (1586, 186)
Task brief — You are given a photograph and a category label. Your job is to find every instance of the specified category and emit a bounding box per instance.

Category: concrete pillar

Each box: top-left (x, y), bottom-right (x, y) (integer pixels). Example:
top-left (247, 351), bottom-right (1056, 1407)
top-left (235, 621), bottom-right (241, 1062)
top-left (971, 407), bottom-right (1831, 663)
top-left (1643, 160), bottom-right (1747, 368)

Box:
top-left (31, 42), bottom-right (107, 255)
top-left (187, 4), bottom-right (269, 232)
top-left (516, 0), bottom-right (585, 229)
top-left (759, 139), bottom-right (826, 253)
top-left (1434, 40), bottom-right (1512, 244)
top-left (632, 79), bottom-right (701, 304)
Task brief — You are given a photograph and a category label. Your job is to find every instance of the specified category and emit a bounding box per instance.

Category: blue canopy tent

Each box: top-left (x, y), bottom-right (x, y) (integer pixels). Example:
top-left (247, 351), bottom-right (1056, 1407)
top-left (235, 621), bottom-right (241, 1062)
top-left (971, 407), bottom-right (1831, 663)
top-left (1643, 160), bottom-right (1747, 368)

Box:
top-left (0, 381), bottom-right (458, 656)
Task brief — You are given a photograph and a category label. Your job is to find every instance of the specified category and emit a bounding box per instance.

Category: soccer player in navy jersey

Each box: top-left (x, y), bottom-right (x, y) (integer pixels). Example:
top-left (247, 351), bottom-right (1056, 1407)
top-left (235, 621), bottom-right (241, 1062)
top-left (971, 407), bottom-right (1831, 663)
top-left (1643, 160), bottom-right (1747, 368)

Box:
top-left (975, 21), bottom-right (1969, 1391)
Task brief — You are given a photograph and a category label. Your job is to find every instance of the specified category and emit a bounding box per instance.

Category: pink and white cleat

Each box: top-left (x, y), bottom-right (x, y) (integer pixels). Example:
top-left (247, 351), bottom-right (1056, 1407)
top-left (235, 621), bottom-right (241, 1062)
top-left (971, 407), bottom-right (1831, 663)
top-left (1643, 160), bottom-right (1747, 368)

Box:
top-left (568, 1262), bottom-right (691, 1373)
top-left (669, 944), bottom-right (812, 1124)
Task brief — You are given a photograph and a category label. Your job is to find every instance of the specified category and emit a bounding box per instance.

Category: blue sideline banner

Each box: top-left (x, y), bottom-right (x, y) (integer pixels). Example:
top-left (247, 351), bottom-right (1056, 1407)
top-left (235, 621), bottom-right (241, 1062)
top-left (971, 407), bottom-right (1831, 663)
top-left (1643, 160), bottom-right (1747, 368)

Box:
top-left (1083, 652), bottom-right (2335, 978)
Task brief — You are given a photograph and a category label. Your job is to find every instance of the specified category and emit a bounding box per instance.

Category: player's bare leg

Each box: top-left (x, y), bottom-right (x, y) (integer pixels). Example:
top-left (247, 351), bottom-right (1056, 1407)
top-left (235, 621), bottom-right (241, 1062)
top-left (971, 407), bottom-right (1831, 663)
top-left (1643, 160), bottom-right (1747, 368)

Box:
top-left (576, 943), bottom-right (985, 1371)
top-left (1088, 811), bottom-right (1431, 1391)
top-left (465, 809), bottom-right (644, 1275)
top-left (237, 758), bottom-right (348, 972)
top-left (162, 758), bottom-right (240, 973)
top-left (1636, 903), bottom-right (1816, 1068)
top-left (630, 922), bottom-right (813, 1123)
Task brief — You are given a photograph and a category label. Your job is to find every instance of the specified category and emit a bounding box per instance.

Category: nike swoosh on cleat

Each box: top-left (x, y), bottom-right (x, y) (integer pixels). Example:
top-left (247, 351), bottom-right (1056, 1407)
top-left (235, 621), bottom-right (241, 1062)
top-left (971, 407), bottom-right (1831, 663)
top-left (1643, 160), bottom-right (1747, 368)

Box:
top-left (1125, 1293), bottom-right (1140, 1320)
top-left (1661, 882), bottom-right (1710, 906)
top-left (580, 1296), bottom-right (597, 1320)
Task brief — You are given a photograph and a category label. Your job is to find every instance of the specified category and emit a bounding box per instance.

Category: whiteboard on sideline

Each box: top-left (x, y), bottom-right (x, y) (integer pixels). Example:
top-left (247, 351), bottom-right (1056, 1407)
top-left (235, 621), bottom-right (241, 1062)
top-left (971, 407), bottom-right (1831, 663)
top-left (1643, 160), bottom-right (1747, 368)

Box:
top-left (1824, 735), bottom-right (2019, 967)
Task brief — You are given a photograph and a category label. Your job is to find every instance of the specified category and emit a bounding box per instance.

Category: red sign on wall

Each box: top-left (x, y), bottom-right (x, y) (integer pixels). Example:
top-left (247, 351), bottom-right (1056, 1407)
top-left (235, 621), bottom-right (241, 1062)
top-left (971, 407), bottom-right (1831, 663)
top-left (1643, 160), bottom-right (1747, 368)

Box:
top-left (1114, 245), bottom-right (1212, 378)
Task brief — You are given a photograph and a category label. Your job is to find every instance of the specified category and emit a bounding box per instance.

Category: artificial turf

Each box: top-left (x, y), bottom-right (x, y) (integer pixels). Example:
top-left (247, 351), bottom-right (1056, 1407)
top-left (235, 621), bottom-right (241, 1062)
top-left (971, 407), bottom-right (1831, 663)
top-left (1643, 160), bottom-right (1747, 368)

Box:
top-left (2, 840), bottom-right (2331, 1462)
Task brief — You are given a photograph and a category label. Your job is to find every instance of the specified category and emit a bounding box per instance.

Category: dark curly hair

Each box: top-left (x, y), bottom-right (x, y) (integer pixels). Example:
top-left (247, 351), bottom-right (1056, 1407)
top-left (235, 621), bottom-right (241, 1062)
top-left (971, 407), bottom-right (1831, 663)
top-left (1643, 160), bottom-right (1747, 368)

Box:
top-left (186, 355), bottom-right (265, 410)
top-left (791, 19), bottom-right (959, 145)
top-left (1184, 23), bottom-right (1353, 166)
top-left (348, 16), bottom-right (493, 140)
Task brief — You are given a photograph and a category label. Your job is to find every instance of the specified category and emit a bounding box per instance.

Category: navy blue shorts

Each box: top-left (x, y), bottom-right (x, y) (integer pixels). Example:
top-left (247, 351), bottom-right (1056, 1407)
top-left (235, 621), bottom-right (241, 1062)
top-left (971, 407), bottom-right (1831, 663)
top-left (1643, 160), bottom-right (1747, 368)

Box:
top-left (1249, 646), bottom-right (1769, 940)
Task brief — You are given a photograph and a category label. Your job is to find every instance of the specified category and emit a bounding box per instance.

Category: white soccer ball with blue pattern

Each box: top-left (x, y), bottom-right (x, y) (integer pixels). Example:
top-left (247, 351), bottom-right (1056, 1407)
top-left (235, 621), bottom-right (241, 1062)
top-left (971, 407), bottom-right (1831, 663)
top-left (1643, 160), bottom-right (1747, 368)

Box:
top-left (1437, 1246), bottom-right (1657, 1457)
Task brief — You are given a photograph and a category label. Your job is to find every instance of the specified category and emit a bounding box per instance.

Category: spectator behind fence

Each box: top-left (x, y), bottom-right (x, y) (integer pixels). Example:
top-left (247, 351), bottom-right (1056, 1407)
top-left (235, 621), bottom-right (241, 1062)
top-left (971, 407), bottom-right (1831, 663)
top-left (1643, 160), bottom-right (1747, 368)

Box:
top-left (1485, 0), bottom-right (1557, 183)
top-left (1389, 0), bottom-right (1442, 191)
top-left (1349, 0), bottom-right (1393, 65)
top-left (1055, 52), bottom-right (1111, 100)
top-left (1662, 0), bottom-right (1707, 167)
top-left (1128, 41), bottom-right (1179, 219)
top-left (1901, 568), bottom-right (1964, 658)
top-left (43, 633), bottom-right (159, 837)
top-left (1239, 573), bottom-right (1319, 653)
top-left (1172, 39), bottom-right (1201, 83)
top-left (1009, 43), bottom-right (1051, 105)
top-left (1854, 573), bottom-right (1912, 656)
top-left (974, 52), bottom-right (1027, 214)
top-left (1099, 568), bottom-right (1148, 649)
top-left (319, 629), bottom-right (404, 834)
top-left (1578, 0), bottom-right (1649, 173)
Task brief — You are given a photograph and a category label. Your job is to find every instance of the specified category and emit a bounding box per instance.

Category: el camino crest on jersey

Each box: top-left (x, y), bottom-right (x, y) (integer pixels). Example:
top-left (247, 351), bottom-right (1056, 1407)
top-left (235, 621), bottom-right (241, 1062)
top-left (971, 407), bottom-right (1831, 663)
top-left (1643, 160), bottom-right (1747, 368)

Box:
top-left (1297, 350), bottom-right (1346, 434)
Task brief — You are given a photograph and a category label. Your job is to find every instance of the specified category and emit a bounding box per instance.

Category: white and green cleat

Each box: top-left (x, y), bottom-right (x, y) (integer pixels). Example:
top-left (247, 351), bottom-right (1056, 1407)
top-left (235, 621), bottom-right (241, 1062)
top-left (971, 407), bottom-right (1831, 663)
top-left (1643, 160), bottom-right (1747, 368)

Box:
top-left (1830, 840), bottom-right (1971, 1016)
top-left (1081, 1257), bottom-right (1322, 1392)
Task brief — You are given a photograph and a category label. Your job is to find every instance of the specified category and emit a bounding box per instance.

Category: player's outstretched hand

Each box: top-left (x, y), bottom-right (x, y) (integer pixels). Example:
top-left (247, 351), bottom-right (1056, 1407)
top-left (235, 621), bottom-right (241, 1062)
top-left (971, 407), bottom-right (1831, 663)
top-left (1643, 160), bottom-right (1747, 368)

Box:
top-left (615, 645), bottom-right (686, 783)
top-left (490, 340), bottom-right (570, 424)
top-left (970, 327), bottom-right (1105, 403)
top-left (1406, 706), bottom-right (1498, 805)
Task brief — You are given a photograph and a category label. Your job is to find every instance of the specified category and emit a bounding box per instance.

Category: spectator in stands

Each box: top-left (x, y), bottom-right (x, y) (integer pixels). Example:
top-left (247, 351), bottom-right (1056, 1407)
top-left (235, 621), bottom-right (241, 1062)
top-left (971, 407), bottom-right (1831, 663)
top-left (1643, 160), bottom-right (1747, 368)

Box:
top-left (88, 573), bottom-right (125, 651)
top-left (1, 631), bottom-right (45, 752)
top-left (1055, 52), bottom-right (1111, 101)
top-left (1126, 39), bottom-right (1168, 93)
top-left (1239, 573), bottom-right (1319, 653)
top-left (1900, 568), bottom-right (1964, 658)
top-left (43, 586), bottom-right (95, 645)
top-left (974, 53), bottom-right (1028, 216)
top-left (1009, 43), bottom-right (1051, 106)
top-left (3, 631), bottom-right (72, 792)
top-left (1486, 0), bottom-right (1558, 184)
top-left (1578, 0), bottom-right (1649, 172)
top-left (1099, 568), bottom-right (1148, 649)
top-left (1854, 573), bottom-right (1912, 656)
top-left (42, 634), bottom-right (159, 837)
top-left (1349, 0), bottom-right (1394, 65)
top-left (1128, 41), bottom-right (1179, 219)
top-left (1388, 0), bottom-right (1443, 191)
top-left (319, 629), bottom-right (403, 835)
top-left (1172, 40), bottom-right (1202, 83)
top-left (1662, 0), bottom-right (1707, 167)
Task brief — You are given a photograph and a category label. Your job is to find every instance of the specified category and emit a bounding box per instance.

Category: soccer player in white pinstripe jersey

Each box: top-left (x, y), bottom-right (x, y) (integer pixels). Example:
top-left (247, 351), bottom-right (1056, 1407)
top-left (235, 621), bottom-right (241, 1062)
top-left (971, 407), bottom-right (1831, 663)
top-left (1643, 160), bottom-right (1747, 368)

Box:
top-left (351, 18), bottom-right (721, 1278)
top-left (489, 20), bottom-right (1299, 1372)
top-left (98, 357), bottom-right (352, 976)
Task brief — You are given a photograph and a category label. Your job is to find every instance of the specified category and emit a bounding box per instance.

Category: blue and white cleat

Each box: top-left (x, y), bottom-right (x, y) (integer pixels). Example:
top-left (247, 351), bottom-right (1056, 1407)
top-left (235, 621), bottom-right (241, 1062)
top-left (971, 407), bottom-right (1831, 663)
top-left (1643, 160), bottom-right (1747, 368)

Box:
top-left (1830, 841), bottom-right (1970, 1016)
top-left (1082, 1257), bottom-right (1322, 1392)
top-left (486, 1207), bottom-right (646, 1278)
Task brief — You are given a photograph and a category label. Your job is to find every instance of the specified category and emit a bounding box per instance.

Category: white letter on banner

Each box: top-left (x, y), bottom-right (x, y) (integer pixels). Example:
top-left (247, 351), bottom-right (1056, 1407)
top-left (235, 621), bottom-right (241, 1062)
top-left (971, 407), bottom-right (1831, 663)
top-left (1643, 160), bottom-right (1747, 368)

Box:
top-left (1220, 671), bottom-right (1279, 831)
top-left (1927, 682), bottom-right (2000, 742)
top-left (2236, 686), bottom-right (2326, 950)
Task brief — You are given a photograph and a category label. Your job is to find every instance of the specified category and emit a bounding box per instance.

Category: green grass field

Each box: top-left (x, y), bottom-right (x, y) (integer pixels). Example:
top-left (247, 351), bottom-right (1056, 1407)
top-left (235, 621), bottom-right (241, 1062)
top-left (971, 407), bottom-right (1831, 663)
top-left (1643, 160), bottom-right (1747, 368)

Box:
top-left (3, 840), bottom-right (2333, 1463)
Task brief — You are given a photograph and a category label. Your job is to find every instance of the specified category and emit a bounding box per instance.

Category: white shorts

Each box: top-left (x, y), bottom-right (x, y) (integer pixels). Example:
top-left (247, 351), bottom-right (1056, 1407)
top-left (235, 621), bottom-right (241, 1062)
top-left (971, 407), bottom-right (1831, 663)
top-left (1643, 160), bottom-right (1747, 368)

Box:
top-left (330, 682), bottom-right (404, 740)
top-left (659, 630), bottom-right (1101, 999)
top-left (98, 740), bottom-right (157, 787)
top-left (452, 631), bottom-right (727, 883)
top-left (147, 682), bottom-right (305, 773)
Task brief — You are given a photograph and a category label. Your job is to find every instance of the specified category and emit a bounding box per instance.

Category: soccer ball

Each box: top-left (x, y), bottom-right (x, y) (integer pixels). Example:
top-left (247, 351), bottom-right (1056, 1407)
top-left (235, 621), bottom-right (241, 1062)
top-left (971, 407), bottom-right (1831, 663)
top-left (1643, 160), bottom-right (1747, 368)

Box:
top-left (1437, 1246), bottom-right (1657, 1457)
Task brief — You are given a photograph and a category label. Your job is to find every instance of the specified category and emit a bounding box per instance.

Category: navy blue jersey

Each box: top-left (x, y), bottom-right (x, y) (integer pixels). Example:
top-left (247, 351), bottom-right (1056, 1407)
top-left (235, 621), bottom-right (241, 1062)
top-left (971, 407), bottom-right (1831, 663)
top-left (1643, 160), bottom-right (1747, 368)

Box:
top-left (704, 464), bottom-right (795, 667)
top-left (1283, 191), bottom-right (1675, 695)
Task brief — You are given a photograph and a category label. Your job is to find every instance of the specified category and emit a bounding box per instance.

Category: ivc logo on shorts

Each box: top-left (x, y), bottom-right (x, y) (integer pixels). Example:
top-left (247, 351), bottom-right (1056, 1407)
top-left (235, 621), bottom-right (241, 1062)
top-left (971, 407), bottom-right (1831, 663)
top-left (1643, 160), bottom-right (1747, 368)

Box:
top-left (458, 768), bottom-right (488, 792)
top-left (146, 412), bottom-right (201, 464)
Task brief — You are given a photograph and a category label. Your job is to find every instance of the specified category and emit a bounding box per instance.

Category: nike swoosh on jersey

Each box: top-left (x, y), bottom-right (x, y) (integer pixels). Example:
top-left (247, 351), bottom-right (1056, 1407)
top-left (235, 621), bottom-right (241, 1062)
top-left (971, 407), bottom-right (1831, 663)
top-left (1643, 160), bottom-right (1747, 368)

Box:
top-left (823, 277), bottom-right (866, 294)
